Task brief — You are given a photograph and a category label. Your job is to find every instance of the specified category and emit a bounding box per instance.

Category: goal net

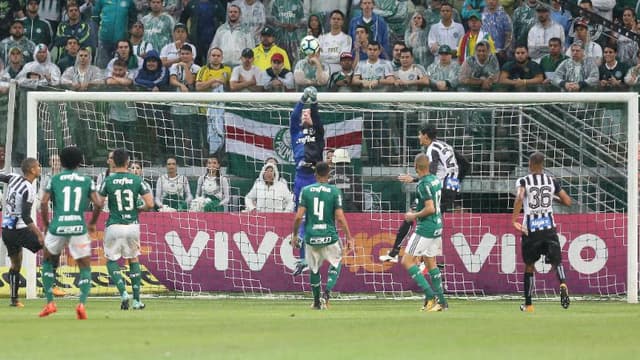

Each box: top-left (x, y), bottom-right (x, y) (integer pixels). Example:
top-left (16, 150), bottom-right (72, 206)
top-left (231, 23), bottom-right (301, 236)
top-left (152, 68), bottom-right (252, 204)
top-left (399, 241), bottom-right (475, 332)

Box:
top-left (5, 90), bottom-right (637, 302)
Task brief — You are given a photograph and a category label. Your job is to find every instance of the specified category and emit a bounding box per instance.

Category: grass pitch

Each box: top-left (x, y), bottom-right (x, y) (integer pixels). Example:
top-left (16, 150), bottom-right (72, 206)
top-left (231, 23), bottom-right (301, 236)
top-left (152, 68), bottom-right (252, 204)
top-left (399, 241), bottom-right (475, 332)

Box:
top-left (2, 298), bottom-right (639, 360)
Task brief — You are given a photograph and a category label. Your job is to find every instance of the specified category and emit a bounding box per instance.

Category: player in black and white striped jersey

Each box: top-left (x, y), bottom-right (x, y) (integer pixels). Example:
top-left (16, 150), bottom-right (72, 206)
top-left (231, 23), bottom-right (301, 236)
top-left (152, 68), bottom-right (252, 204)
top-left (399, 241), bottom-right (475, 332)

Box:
top-left (420, 125), bottom-right (461, 212)
top-left (512, 152), bottom-right (572, 312)
top-left (0, 158), bottom-right (44, 308)
top-left (382, 125), bottom-right (464, 263)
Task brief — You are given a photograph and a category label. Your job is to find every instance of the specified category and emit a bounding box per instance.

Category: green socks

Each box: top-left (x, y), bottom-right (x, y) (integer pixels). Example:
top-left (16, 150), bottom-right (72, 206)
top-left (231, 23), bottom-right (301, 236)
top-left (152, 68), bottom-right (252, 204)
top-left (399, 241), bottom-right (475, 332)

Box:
top-left (428, 267), bottom-right (446, 304)
top-left (325, 264), bottom-right (341, 293)
top-left (41, 260), bottom-right (55, 302)
top-left (310, 272), bottom-right (321, 303)
top-left (107, 260), bottom-right (127, 297)
top-left (78, 267), bottom-right (91, 304)
top-left (129, 262), bottom-right (142, 301)
top-left (408, 265), bottom-right (435, 299)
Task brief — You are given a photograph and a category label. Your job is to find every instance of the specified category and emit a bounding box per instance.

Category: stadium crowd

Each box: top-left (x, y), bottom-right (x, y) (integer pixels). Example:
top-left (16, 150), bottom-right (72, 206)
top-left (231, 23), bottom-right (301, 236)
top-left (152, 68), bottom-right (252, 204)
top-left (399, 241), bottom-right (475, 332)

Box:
top-left (0, 0), bottom-right (639, 93)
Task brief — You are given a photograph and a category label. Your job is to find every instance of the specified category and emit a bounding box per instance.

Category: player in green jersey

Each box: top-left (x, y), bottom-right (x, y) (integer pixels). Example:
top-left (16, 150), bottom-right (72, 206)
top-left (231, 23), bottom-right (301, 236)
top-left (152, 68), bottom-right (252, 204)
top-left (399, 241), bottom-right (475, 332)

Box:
top-left (402, 153), bottom-right (447, 312)
top-left (99, 148), bottom-right (155, 310)
top-left (292, 162), bottom-right (354, 310)
top-left (39, 146), bottom-right (103, 319)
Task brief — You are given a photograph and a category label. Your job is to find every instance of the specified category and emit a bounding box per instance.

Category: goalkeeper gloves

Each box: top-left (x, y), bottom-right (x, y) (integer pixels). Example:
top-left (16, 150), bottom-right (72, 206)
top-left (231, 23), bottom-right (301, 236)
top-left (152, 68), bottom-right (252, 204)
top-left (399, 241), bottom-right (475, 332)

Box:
top-left (305, 86), bottom-right (317, 103)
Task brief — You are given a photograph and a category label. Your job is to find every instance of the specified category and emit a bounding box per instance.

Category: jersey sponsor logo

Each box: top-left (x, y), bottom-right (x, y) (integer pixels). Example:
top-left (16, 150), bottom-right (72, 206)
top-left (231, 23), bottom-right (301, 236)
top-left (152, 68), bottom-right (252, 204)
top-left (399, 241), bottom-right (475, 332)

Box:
top-left (60, 173), bottom-right (86, 181)
top-left (274, 128), bottom-right (294, 162)
top-left (309, 185), bottom-right (331, 193)
top-left (296, 135), bottom-right (316, 145)
top-left (2, 215), bottom-right (18, 228)
top-left (297, 127), bottom-right (318, 145)
top-left (57, 215), bottom-right (82, 222)
top-left (57, 225), bottom-right (85, 234)
top-left (309, 236), bottom-right (333, 245)
top-left (312, 224), bottom-right (327, 230)
top-left (529, 216), bottom-right (552, 231)
top-left (445, 177), bottom-right (460, 191)
top-left (280, 10), bottom-right (296, 19)
top-left (112, 177), bottom-right (134, 185)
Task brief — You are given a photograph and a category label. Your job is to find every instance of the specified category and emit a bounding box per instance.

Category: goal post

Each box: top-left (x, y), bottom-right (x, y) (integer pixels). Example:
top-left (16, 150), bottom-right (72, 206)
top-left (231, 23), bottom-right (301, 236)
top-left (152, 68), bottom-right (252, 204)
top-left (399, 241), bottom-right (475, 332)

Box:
top-left (22, 90), bottom-right (638, 303)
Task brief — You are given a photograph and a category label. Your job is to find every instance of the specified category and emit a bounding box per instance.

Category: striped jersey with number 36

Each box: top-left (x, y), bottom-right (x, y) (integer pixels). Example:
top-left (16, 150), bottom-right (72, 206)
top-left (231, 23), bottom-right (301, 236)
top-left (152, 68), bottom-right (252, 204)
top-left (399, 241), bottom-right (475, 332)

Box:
top-left (517, 173), bottom-right (562, 233)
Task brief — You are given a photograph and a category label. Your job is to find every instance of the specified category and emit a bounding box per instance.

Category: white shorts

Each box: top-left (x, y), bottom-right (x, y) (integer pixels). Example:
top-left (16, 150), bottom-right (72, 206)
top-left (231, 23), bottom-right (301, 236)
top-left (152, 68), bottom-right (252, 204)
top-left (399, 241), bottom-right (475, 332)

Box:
top-left (306, 242), bottom-right (342, 273)
top-left (405, 233), bottom-right (442, 257)
top-left (45, 233), bottom-right (92, 260)
top-left (104, 224), bottom-right (141, 261)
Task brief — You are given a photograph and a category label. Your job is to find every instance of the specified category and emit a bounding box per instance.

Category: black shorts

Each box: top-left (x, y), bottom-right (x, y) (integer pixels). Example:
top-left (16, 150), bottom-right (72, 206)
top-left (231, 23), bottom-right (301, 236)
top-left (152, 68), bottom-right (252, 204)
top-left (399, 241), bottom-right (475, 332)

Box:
top-left (2, 228), bottom-right (43, 257)
top-left (441, 188), bottom-right (457, 213)
top-left (521, 229), bottom-right (561, 266)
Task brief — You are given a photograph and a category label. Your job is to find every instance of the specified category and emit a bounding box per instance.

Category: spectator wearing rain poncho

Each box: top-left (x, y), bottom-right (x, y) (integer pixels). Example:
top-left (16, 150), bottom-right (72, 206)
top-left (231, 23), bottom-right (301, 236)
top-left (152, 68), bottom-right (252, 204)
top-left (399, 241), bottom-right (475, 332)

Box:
top-left (16, 43), bottom-right (60, 87)
top-left (60, 48), bottom-right (104, 91)
top-left (244, 162), bottom-right (294, 212)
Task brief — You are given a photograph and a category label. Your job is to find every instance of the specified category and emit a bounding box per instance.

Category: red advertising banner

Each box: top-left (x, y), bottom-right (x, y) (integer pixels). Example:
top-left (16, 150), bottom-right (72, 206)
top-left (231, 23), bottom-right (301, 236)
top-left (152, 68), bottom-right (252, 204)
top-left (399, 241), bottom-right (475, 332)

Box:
top-left (1, 213), bottom-right (627, 295)
top-left (128, 212), bottom-right (626, 295)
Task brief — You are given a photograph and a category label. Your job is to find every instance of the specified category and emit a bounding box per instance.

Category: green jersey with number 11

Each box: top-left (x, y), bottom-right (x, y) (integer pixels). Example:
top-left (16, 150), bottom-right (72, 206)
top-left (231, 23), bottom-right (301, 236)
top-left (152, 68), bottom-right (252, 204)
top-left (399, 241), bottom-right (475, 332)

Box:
top-left (415, 174), bottom-right (443, 238)
top-left (300, 182), bottom-right (342, 246)
top-left (47, 170), bottom-right (96, 235)
top-left (99, 172), bottom-right (151, 226)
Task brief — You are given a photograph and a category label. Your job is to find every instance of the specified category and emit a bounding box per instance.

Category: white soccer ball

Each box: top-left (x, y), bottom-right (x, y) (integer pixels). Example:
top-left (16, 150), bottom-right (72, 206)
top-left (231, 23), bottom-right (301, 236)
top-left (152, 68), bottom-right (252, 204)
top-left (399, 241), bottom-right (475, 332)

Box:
top-left (300, 35), bottom-right (320, 56)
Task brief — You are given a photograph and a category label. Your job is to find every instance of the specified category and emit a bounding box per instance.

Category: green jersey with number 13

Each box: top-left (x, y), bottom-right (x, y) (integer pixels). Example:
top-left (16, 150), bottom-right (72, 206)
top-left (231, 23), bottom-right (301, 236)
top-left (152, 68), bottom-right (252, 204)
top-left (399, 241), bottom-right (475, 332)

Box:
top-left (47, 170), bottom-right (96, 235)
top-left (99, 172), bottom-right (151, 226)
top-left (300, 182), bottom-right (342, 246)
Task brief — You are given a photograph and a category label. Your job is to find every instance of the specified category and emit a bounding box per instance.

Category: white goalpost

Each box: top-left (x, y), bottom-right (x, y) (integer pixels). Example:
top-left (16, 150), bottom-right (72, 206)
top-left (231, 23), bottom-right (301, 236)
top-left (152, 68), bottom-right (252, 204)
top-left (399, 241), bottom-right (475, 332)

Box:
top-left (20, 91), bottom-right (638, 303)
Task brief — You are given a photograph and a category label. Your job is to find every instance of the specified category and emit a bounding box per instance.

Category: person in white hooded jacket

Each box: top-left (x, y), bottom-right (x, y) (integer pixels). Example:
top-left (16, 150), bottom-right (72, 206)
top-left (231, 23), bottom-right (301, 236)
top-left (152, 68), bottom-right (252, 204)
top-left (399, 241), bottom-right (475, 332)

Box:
top-left (16, 43), bottom-right (60, 87)
top-left (244, 162), bottom-right (294, 212)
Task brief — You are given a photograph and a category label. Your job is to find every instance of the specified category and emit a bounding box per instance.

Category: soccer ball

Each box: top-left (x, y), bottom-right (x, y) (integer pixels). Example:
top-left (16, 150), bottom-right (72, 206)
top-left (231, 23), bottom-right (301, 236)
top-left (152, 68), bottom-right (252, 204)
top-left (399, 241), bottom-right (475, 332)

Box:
top-left (300, 35), bottom-right (320, 56)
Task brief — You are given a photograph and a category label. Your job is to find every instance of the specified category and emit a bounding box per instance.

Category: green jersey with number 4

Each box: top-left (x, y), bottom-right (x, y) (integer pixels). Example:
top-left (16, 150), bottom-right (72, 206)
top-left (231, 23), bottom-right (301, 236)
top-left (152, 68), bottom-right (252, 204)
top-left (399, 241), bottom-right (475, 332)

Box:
top-left (300, 182), bottom-right (342, 247)
top-left (99, 172), bottom-right (151, 226)
top-left (415, 174), bottom-right (443, 238)
top-left (47, 170), bottom-right (96, 235)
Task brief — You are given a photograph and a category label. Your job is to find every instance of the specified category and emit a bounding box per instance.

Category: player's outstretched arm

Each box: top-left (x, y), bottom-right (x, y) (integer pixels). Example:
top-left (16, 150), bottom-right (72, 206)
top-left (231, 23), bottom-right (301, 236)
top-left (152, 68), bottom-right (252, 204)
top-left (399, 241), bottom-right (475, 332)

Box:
top-left (307, 88), bottom-right (324, 135)
top-left (406, 199), bottom-right (435, 223)
top-left (556, 189), bottom-right (572, 207)
top-left (88, 191), bottom-right (103, 233)
top-left (289, 101), bottom-right (305, 133)
top-left (291, 206), bottom-right (306, 248)
top-left (22, 197), bottom-right (43, 244)
top-left (512, 186), bottom-right (525, 233)
top-left (397, 174), bottom-right (417, 183)
top-left (40, 191), bottom-right (51, 231)
top-left (141, 193), bottom-right (155, 211)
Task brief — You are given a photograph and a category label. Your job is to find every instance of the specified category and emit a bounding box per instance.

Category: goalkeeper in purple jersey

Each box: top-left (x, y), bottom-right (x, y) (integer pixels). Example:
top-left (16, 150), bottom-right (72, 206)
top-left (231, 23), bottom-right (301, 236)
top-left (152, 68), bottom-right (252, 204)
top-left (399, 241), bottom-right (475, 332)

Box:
top-left (291, 86), bottom-right (325, 276)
